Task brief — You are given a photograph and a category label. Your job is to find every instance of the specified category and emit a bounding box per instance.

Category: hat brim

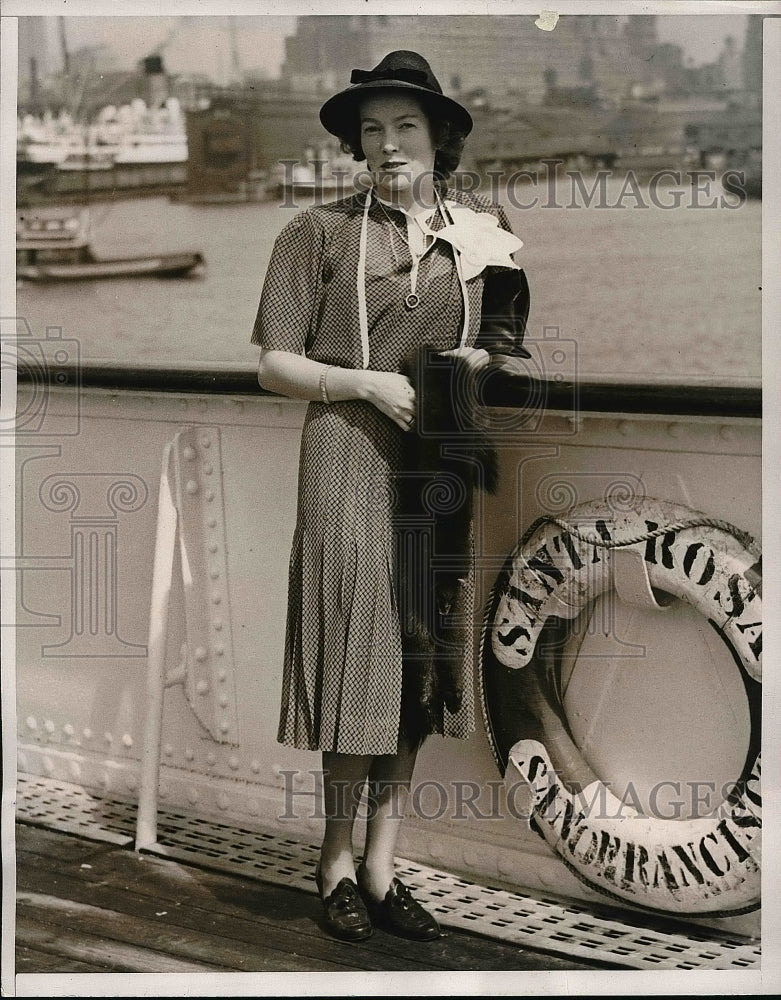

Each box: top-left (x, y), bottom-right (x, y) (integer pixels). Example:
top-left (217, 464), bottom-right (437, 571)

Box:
top-left (319, 80), bottom-right (473, 138)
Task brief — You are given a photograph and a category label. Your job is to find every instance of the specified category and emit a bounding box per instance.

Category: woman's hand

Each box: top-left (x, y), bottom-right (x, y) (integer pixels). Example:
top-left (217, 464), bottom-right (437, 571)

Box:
top-left (360, 371), bottom-right (416, 431)
top-left (438, 346), bottom-right (491, 372)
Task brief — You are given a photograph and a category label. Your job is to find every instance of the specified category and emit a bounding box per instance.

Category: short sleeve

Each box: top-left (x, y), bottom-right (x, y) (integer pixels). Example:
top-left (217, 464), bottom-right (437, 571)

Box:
top-left (250, 210), bottom-right (325, 353)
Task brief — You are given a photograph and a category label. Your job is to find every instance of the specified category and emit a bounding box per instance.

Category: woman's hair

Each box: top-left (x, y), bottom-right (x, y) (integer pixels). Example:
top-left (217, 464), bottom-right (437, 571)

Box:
top-left (334, 94), bottom-right (468, 181)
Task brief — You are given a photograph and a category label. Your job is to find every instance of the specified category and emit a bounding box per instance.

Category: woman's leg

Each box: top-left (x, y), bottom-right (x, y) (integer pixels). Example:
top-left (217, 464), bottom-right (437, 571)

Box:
top-left (319, 751), bottom-right (371, 897)
top-left (360, 734), bottom-right (419, 899)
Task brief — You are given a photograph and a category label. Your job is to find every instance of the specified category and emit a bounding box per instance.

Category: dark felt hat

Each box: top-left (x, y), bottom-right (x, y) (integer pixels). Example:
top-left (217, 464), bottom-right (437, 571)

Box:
top-left (319, 50), bottom-right (473, 137)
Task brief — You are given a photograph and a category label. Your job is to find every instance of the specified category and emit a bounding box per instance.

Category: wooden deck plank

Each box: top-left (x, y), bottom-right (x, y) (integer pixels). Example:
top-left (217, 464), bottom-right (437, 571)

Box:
top-left (17, 872), bottom-right (404, 974)
top-left (18, 849), bottom-right (544, 973)
top-left (15, 823), bottom-right (615, 973)
top-left (17, 915), bottom-right (223, 974)
top-left (16, 944), bottom-right (112, 974)
top-left (17, 888), bottom-right (348, 974)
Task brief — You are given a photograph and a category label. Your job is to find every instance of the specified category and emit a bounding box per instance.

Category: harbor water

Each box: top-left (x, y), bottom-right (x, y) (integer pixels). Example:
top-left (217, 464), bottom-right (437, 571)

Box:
top-left (16, 174), bottom-right (762, 380)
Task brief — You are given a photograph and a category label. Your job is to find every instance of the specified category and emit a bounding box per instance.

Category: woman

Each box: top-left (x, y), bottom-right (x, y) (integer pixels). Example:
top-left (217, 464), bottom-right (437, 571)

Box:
top-left (252, 50), bottom-right (528, 942)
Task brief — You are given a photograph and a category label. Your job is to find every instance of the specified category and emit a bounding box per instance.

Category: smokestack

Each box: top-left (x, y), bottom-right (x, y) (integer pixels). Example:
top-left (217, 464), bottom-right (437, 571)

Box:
top-left (142, 54), bottom-right (168, 109)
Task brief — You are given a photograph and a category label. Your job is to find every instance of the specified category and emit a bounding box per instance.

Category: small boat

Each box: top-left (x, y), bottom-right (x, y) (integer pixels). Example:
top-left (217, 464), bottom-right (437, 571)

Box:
top-left (16, 209), bottom-right (205, 283)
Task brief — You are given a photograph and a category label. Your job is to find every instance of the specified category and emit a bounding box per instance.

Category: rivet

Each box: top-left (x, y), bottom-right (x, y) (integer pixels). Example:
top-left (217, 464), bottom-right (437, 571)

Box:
top-left (210, 569), bottom-right (220, 580)
top-left (83, 727), bottom-right (93, 740)
top-left (213, 619), bottom-right (223, 631)
top-left (122, 733), bottom-right (133, 748)
top-left (43, 757), bottom-right (55, 774)
top-left (179, 399), bottom-right (189, 410)
top-left (104, 732), bottom-right (113, 744)
top-left (667, 422), bottom-right (684, 438)
top-left (185, 747), bottom-right (195, 761)
top-left (228, 755), bottom-right (239, 770)
top-left (217, 669), bottom-right (227, 682)
top-left (63, 723), bottom-right (75, 737)
top-left (219, 720), bottom-right (230, 734)
top-left (164, 743), bottom-right (174, 757)
top-left (26, 716), bottom-right (37, 731)
top-left (159, 785), bottom-right (168, 799)
top-left (206, 752), bottom-right (216, 765)
top-left (196, 679), bottom-right (210, 695)
top-left (208, 542), bottom-right (218, 553)
top-left (126, 774), bottom-right (137, 790)
top-left (617, 420), bottom-right (634, 437)
top-left (219, 694), bottom-right (229, 708)
top-left (206, 490), bottom-right (215, 502)
top-left (212, 592), bottom-right (222, 605)
top-left (217, 792), bottom-right (229, 810)
top-left (201, 435), bottom-right (211, 447)
top-left (44, 719), bottom-right (55, 734)
top-left (186, 479), bottom-right (199, 495)
top-left (249, 799), bottom-right (260, 815)
top-left (250, 760), bottom-right (261, 774)
top-left (215, 644), bottom-right (225, 656)
top-left (719, 425), bottom-right (736, 442)
top-left (203, 463), bottom-right (213, 475)
top-left (70, 761), bottom-right (81, 780)
top-left (101, 771), bottom-right (110, 787)
top-left (207, 517), bottom-right (217, 528)
top-left (194, 646), bottom-right (207, 662)
top-left (111, 394), bottom-right (119, 405)
top-left (233, 400), bottom-right (245, 412)
top-left (187, 788), bottom-right (199, 803)
top-left (183, 446), bottom-right (196, 461)
top-left (497, 855), bottom-right (517, 877)
top-left (197, 398), bottom-right (208, 411)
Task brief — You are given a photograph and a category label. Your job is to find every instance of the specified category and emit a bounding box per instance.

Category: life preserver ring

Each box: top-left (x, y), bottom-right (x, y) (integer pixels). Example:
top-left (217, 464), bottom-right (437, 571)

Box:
top-left (479, 498), bottom-right (761, 916)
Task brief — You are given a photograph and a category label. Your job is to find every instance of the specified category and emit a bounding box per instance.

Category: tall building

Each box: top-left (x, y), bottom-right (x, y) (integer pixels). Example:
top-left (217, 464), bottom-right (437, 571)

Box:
top-left (18, 17), bottom-right (59, 89)
top-left (741, 15), bottom-right (764, 95)
top-left (281, 15), bottom-right (660, 106)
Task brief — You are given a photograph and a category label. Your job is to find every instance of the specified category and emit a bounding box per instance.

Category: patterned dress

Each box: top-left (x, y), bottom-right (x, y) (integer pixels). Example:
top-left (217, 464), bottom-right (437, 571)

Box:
top-left (252, 187), bottom-right (518, 754)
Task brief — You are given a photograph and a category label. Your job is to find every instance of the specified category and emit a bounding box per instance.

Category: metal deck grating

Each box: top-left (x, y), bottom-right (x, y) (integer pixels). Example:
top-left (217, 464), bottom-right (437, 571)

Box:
top-left (16, 773), bottom-right (761, 971)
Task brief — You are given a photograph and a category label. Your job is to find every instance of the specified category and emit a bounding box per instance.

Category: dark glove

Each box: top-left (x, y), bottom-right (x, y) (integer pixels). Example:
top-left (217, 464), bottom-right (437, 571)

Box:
top-left (475, 268), bottom-right (531, 360)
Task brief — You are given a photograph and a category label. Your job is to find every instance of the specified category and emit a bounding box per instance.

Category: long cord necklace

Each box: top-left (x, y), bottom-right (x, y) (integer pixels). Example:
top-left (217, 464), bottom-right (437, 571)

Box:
top-left (377, 199), bottom-right (434, 310)
top-left (357, 189), bottom-right (470, 369)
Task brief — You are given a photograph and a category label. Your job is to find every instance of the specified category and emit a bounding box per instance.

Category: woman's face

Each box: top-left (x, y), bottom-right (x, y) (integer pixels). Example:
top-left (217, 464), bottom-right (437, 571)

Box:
top-left (359, 93), bottom-right (437, 205)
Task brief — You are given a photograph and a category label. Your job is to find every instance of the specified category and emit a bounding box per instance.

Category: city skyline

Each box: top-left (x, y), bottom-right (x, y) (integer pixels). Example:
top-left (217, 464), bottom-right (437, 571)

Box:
top-left (20, 12), bottom-right (753, 86)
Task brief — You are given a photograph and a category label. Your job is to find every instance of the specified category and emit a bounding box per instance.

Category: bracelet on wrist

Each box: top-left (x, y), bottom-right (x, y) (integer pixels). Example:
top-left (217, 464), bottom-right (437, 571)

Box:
top-left (319, 365), bottom-right (334, 404)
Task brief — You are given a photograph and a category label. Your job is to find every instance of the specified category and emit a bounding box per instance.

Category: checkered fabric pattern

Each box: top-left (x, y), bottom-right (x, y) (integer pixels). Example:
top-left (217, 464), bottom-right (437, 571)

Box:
top-left (253, 188), bottom-right (516, 754)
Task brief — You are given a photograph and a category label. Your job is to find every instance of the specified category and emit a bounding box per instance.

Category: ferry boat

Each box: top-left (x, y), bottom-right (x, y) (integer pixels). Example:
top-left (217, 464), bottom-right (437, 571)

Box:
top-left (16, 210), bottom-right (204, 283)
top-left (112, 131), bottom-right (188, 166)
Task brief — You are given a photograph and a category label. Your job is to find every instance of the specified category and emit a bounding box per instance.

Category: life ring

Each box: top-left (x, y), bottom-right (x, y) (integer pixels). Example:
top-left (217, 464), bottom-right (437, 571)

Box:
top-left (479, 498), bottom-right (761, 917)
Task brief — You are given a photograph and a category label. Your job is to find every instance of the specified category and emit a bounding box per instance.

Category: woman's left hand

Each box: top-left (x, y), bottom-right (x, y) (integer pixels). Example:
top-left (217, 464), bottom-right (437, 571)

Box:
top-left (439, 347), bottom-right (491, 372)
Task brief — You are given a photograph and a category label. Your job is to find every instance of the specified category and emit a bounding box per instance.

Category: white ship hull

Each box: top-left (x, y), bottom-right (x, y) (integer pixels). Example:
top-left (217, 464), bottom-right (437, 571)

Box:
top-left (13, 366), bottom-right (761, 945)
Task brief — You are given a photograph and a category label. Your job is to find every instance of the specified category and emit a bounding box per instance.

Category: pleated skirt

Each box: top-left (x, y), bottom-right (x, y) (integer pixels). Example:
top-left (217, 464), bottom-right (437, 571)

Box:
top-left (276, 399), bottom-right (476, 754)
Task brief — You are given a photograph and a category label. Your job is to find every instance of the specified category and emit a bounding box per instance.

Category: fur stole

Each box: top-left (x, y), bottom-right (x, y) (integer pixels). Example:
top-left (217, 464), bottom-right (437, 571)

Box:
top-left (396, 345), bottom-right (499, 746)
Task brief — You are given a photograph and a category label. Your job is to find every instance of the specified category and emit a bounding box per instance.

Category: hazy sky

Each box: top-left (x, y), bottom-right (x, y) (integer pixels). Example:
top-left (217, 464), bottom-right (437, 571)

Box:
top-left (39, 12), bottom-right (752, 80)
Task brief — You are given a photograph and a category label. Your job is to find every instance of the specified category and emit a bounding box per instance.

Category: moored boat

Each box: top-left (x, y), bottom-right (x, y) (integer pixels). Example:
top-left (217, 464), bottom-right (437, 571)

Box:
top-left (16, 208), bottom-right (204, 282)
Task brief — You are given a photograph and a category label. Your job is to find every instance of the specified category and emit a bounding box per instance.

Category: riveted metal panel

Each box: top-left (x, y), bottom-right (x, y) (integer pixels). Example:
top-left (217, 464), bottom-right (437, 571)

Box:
top-left (171, 426), bottom-right (239, 744)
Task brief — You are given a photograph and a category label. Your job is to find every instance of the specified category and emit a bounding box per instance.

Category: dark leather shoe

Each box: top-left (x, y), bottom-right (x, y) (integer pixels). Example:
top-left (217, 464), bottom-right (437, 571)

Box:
top-left (315, 867), bottom-right (373, 942)
top-left (357, 868), bottom-right (440, 941)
